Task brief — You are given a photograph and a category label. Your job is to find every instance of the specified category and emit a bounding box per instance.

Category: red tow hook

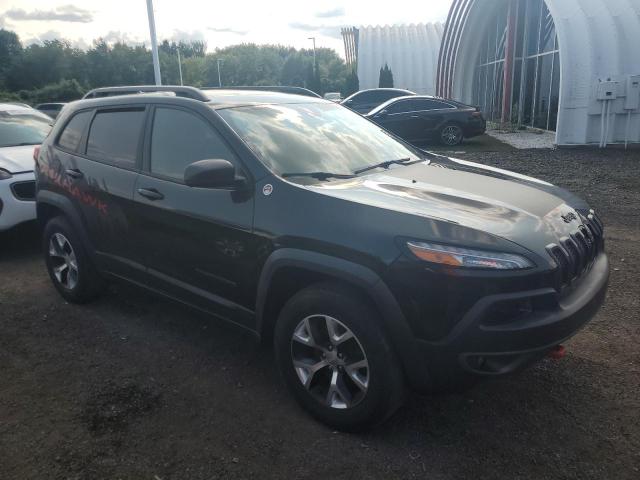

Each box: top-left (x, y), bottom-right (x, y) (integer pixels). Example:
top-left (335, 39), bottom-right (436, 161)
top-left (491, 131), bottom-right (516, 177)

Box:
top-left (548, 345), bottom-right (566, 360)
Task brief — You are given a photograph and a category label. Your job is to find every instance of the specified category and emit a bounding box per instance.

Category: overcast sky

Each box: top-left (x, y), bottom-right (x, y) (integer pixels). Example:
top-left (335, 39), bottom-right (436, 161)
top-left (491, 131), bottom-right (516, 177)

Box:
top-left (0, 0), bottom-right (453, 54)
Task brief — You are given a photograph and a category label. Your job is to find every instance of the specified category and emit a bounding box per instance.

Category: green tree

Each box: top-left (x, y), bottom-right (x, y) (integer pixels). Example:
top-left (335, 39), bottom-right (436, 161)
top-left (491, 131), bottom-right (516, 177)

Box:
top-left (19, 79), bottom-right (85, 104)
top-left (343, 68), bottom-right (359, 97)
top-left (85, 40), bottom-right (153, 87)
top-left (159, 40), bottom-right (206, 59)
top-left (280, 51), bottom-right (308, 86)
top-left (181, 56), bottom-right (207, 87)
top-left (305, 62), bottom-right (322, 94)
top-left (0, 28), bottom-right (355, 102)
top-left (314, 47), bottom-right (348, 94)
top-left (378, 63), bottom-right (394, 88)
top-left (6, 40), bottom-right (82, 91)
top-left (204, 44), bottom-right (285, 87)
top-left (0, 29), bottom-right (23, 88)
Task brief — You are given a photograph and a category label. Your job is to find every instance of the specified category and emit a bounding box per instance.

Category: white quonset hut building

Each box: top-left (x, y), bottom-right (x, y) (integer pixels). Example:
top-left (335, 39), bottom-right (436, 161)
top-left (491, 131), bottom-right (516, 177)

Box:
top-left (437, 0), bottom-right (640, 147)
top-left (342, 23), bottom-right (444, 95)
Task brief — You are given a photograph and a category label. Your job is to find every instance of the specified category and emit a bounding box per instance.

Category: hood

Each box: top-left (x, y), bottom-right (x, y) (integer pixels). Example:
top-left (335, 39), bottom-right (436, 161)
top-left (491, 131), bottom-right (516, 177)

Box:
top-left (0, 145), bottom-right (37, 173)
top-left (306, 157), bottom-right (591, 254)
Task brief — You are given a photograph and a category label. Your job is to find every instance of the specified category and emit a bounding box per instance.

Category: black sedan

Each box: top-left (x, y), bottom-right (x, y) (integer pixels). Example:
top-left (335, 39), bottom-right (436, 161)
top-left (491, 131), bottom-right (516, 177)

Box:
top-left (35, 103), bottom-right (66, 120)
top-left (365, 96), bottom-right (486, 146)
top-left (341, 88), bottom-right (415, 114)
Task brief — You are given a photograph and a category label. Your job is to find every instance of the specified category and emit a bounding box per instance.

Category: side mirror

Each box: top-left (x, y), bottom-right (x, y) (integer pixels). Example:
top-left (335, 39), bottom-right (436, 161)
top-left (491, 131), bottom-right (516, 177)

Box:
top-left (184, 159), bottom-right (239, 189)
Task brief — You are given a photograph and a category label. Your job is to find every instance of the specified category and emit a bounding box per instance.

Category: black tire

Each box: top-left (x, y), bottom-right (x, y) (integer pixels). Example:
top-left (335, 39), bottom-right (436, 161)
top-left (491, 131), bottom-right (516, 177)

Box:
top-left (439, 123), bottom-right (464, 146)
top-left (43, 216), bottom-right (104, 303)
top-left (274, 282), bottom-right (405, 431)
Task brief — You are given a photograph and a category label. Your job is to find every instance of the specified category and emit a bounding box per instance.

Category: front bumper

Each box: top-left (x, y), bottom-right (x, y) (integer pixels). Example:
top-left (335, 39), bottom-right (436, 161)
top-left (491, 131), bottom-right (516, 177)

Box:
top-left (0, 172), bottom-right (36, 231)
top-left (413, 252), bottom-right (609, 386)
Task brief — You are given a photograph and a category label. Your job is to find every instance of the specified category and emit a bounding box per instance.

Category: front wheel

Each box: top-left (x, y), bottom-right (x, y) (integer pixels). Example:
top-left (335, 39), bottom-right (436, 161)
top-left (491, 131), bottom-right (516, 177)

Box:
top-left (439, 124), bottom-right (464, 146)
top-left (274, 282), bottom-right (405, 431)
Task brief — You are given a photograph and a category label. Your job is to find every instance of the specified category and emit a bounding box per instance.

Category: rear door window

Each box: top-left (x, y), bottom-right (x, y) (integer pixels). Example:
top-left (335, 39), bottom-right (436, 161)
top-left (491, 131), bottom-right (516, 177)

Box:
top-left (387, 100), bottom-right (416, 114)
top-left (86, 108), bottom-right (145, 169)
top-left (57, 110), bottom-right (92, 152)
top-left (149, 107), bottom-right (236, 181)
top-left (353, 91), bottom-right (376, 104)
top-left (370, 91), bottom-right (401, 103)
top-left (414, 99), bottom-right (455, 111)
top-left (380, 91), bottom-right (404, 102)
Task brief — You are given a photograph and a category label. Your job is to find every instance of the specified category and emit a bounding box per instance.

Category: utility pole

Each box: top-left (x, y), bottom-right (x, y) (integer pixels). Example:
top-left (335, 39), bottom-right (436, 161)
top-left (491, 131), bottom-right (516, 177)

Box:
top-left (145, 0), bottom-right (162, 85)
top-left (308, 37), bottom-right (316, 71)
top-left (177, 48), bottom-right (183, 86)
top-left (217, 58), bottom-right (223, 87)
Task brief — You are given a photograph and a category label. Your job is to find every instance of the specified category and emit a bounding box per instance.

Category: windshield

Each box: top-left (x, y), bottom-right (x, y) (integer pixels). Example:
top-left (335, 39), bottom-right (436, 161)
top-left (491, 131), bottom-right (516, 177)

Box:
top-left (217, 102), bottom-right (421, 177)
top-left (0, 113), bottom-right (52, 148)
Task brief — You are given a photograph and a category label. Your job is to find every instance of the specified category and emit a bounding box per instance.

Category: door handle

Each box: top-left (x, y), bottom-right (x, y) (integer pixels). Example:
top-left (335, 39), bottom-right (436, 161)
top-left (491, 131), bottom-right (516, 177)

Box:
top-left (65, 168), bottom-right (83, 179)
top-left (137, 188), bottom-right (164, 201)
top-left (410, 115), bottom-right (420, 119)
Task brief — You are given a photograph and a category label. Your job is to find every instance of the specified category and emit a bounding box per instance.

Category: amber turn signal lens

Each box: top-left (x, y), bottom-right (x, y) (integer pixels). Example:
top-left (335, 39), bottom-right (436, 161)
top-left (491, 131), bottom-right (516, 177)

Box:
top-left (406, 241), bottom-right (534, 270)
top-left (407, 245), bottom-right (462, 266)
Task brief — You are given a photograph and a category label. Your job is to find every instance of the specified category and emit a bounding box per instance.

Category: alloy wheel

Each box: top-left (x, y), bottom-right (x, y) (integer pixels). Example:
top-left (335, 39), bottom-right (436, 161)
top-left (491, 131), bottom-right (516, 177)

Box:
top-left (441, 125), bottom-right (463, 145)
top-left (291, 314), bottom-right (369, 409)
top-left (48, 233), bottom-right (79, 290)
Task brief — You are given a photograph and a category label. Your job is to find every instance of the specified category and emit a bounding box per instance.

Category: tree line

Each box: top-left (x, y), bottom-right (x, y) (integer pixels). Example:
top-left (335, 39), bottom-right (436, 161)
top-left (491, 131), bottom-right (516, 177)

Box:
top-left (0, 28), bottom-right (359, 104)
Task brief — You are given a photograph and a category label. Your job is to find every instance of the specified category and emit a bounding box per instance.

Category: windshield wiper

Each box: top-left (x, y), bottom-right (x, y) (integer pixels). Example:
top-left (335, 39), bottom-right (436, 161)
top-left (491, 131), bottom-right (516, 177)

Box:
top-left (354, 157), bottom-right (415, 175)
top-left (281, 172), bottom-right (356, 181)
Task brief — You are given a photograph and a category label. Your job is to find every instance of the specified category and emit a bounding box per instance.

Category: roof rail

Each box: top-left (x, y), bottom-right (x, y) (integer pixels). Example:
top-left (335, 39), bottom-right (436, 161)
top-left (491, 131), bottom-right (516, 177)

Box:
top-left (204, 86), bottom-right (321, 98)
top-left (82, 85), bottom-right (209, 102)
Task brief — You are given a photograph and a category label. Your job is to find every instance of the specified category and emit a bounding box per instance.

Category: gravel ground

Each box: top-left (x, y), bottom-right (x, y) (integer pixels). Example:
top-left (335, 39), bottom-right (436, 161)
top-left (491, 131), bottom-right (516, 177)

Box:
top-left (1, 148), bottom-right (639, 480)
top-left (486, 128), bottom-right (557, 149)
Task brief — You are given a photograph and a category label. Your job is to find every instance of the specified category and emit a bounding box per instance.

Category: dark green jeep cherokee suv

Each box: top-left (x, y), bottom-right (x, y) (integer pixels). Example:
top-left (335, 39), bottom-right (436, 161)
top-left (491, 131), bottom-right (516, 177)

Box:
top-left (35, 86), bottom-right (609, 430)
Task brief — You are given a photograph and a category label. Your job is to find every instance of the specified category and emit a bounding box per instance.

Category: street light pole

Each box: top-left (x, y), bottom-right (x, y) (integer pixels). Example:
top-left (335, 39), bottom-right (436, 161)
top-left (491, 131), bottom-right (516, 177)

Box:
top-left (177, 48), bottom-right (183, 86)
top-left (145, 0), bottom-right (162, 85)
top-left (217, 59), bottom-right (223, 87)
top-left (308, 37), bottom-right (316, 71)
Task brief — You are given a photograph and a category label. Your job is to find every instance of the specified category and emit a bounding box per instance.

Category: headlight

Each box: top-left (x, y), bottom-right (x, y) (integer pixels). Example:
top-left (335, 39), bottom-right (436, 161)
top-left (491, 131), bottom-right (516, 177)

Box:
top-left (0, 169), bottom-right (12, 180)
top-left (407, 241), bottom-right (534, 270)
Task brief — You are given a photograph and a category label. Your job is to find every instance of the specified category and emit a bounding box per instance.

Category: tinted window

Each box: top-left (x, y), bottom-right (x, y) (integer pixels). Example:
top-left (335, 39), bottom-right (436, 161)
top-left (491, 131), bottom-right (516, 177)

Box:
top-left (0, 112), bottom-right (51, 148)
top-left (351, 91), bottom-right (376, 103)
top-left (380, 91), bottom-right (404, 102)
top-left (387, 100), bottom-right (414, 114)
top-left (369, 91), bottom-right (390, 103)
top-left (150, 108), bottom-right (235, 180)
top-left (58, 111), bottom-right (91, 151)
top-left (218, 102), bottom-right (419, 177)
top-left (413, 99), bottom-right (455, 111)
top-left (86, 108), bottom-right (145, 168)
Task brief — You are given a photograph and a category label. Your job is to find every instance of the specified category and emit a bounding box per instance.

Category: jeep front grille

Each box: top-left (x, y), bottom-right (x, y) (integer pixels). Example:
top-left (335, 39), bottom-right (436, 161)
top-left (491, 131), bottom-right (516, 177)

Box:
top-left (546, 210), bottom-right (604, 289)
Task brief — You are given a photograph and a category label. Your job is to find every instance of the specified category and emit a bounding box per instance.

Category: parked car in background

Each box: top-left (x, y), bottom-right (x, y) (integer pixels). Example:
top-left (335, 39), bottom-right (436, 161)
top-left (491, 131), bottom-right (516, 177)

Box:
top-left (36, 87), bottom-right (608, 431)
top-left (0, 103), bottom-right (52, 231)
top-left (323, 92), bottom-right (342, 102)
top-left (366, 96), bottom-right (486, 146)
top-left (35, 103), bottom-right (66, 120)
top-left (341, 88), bottom-right (415, 114)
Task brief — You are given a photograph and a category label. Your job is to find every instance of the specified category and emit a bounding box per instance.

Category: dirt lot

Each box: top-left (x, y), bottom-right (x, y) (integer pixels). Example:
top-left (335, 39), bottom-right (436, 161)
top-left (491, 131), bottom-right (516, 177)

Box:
top-left (1, 146), bottom-right (639, 480)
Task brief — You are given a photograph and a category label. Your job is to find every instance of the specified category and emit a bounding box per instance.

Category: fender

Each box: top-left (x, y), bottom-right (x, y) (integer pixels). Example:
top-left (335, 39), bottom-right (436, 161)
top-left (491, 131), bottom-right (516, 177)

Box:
top-left (255, 248), bottom-right (431, 390)
top-left (36, 190), bottom-right (96, 259)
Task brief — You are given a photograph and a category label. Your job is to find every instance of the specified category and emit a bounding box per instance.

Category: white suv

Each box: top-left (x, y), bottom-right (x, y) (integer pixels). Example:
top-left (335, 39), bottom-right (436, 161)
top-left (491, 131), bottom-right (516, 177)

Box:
top-left (0, 103), bottom-right (52, 231)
